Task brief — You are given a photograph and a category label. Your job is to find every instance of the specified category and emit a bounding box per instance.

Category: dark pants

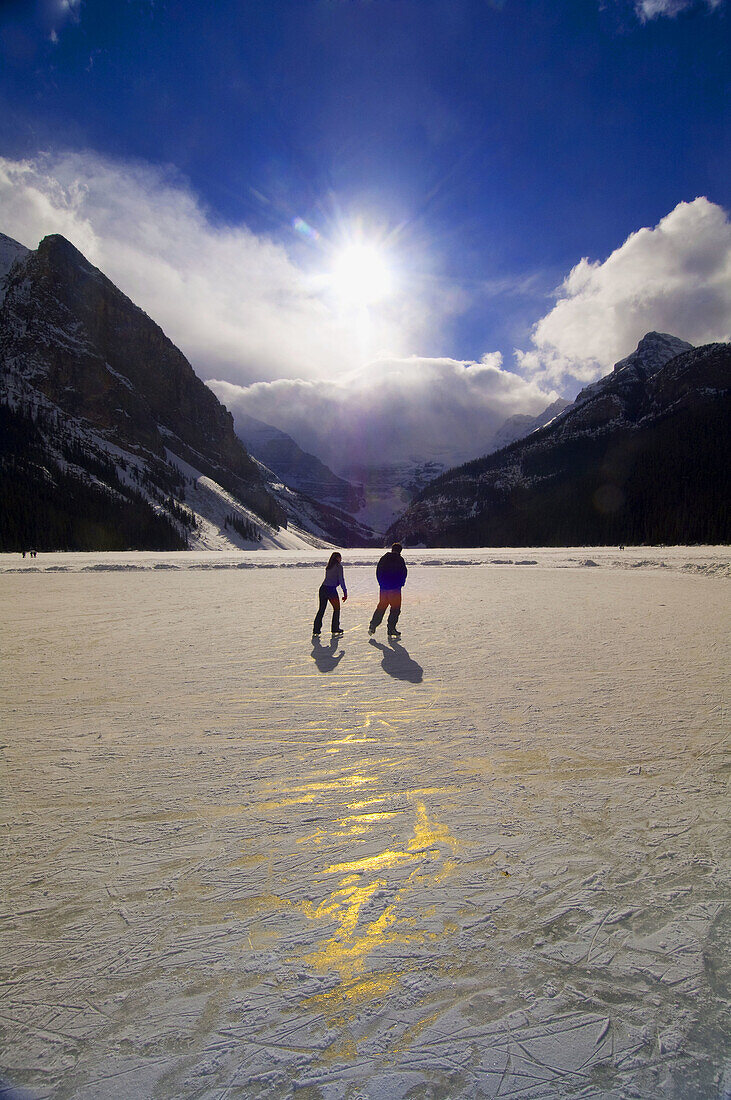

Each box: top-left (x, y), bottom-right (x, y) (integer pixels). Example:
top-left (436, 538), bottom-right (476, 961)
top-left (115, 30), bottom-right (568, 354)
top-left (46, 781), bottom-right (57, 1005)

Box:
top-left (370, 589), bottom-right (402, 633)
top-left (313, 584), bottom-right (341, 633)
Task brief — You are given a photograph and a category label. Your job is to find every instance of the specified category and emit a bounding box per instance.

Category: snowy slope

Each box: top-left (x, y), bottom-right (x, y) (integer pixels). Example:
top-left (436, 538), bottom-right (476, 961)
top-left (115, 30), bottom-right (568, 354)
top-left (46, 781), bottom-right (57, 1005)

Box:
top-left (246, 454), bottom-right (381, 548)
top-left (1, 548), bottom-right (728, 1098)
top-left (0, 231), bottom-right (29, 305)
top-left (165, 450), bottom-right (330, 550)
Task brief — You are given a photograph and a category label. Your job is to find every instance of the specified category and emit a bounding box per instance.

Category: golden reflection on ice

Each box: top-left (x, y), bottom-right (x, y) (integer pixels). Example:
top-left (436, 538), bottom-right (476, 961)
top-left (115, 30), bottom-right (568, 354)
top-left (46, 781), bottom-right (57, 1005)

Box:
top-left (304, 874), bottom-right (385, 939)
top-left (338, 811), bottom-right (402, 826)
top-left (301, 801), bottom-right (459, 988)
top-left (325, 850), bottom-right (411, 875)
top-left (320, 1032), bottom-right (358, 1064)
top-left (303, 972), bottom-right (399, 1027)
top-left (362, 712), bottom-right (397, 731)
top-left (297, 773), bottom-right (378, 792)
top-left (392, 1008), bottom-right (442, 1052)
top-left (408, 801), bottom-right (459, 855)
top-left (325, 731), bottom-right (379, 747)
top-left (268, 773), bottom-right (378, 808)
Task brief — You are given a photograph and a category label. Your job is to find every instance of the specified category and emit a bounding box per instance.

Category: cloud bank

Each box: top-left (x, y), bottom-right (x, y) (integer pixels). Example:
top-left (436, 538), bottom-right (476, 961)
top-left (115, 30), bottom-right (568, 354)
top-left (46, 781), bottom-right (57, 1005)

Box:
top-left (0, 149), bottom-right (555, 470)
top-left (517, 198), bottom-right (731, 386)
top-left (209, 355), bottom-right (554, 472)
top-left (2, 153), bottom-right (727, 474)
top-left (0, 150), bottom-right (451, 386)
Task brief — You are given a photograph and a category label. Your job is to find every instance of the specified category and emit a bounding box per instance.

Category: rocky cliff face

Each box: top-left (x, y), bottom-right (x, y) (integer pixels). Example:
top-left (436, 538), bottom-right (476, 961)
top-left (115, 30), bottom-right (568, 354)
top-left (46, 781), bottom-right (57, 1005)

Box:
top-left (1, 234), bottom-right (283, 525)
top-left (569, 331), bottom-right (694, 412)
top-left (0, 233), bottom-right (292, 550)
top-left (388, 336), bottom-right (730, 547)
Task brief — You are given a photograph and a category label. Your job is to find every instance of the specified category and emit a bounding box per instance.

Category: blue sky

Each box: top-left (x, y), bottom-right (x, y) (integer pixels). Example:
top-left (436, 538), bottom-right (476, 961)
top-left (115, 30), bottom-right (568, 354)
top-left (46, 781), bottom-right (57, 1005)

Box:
top-left (1, 0), bottom-right (729, 467)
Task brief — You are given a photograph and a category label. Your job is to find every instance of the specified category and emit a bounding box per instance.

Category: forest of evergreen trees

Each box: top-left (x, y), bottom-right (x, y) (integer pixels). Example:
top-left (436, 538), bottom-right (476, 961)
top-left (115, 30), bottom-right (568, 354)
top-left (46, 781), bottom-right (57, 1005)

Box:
top-left (224, 513), bottom-right (261, 542)
top-left (0, 405), bottom-right (187, 552)
top-left (425, 399), bottom-right (730, 547)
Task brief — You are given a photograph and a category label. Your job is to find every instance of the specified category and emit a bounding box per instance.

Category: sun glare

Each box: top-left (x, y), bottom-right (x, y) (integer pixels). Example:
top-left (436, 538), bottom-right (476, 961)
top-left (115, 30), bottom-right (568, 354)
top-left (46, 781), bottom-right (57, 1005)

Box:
top-left (331, 242), bottom-right (393, 306)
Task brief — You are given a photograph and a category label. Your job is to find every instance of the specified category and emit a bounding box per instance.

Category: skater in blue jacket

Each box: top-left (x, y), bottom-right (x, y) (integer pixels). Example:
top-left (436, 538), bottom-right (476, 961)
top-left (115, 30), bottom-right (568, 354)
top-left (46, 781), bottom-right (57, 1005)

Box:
top-left (369, 543), bottom-right (407, 638)
top-left (312, 551), bottom-right (348, 636)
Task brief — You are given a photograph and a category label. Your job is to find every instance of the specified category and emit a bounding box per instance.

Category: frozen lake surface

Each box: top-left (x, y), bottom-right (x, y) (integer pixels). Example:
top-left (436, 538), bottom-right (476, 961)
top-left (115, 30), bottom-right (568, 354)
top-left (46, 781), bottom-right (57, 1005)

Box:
top-left (1, 547), bottom-right (729, 1099)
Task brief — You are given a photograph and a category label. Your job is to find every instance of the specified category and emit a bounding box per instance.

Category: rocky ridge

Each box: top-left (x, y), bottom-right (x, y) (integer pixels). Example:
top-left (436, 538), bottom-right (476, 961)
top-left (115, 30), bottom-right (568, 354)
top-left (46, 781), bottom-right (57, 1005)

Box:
top-left (235, 411), bottom-right (364, 513)
top-left (388, 334), bottom-right (730, 547)
top-left (0, 233), bottom-right (324, 550)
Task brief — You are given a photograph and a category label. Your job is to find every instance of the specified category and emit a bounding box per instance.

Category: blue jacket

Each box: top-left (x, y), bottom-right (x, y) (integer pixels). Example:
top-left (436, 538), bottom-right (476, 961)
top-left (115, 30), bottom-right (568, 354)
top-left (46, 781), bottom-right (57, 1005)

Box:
top-left (376, 551), bottom-right (407, 590)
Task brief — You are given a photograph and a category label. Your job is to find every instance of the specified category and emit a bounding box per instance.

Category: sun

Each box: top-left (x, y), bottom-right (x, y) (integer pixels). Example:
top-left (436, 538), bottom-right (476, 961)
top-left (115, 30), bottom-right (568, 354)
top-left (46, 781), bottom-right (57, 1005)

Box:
top-left (330, 241), bottom-right (393, 306)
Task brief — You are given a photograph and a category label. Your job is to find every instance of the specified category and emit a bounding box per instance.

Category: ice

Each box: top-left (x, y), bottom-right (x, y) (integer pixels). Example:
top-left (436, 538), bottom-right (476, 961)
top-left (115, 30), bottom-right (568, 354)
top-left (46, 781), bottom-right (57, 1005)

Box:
top-left (0, 547), bottom-right (729, 1098)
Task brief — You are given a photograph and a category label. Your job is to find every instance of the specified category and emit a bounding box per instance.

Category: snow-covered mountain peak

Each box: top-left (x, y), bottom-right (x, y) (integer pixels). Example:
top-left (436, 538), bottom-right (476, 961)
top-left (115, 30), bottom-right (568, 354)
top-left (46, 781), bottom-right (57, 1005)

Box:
top-left (574, 331), bottom-right (694, 408)
top-left (612, 331), bottom-right (693, 376)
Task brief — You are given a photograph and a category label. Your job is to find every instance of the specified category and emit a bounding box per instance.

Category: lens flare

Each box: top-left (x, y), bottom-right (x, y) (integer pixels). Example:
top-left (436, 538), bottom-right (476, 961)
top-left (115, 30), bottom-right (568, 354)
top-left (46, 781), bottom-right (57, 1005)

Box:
top-left (293, 216), bottom-right (320, 241)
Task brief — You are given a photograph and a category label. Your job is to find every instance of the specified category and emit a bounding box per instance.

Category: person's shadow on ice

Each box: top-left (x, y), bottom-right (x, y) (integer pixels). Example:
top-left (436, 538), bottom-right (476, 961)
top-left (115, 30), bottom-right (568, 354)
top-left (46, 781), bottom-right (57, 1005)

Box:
top-left (369, 638), bottom-right (423, 683)
top-left (311, 636), bottom-right (345, 674)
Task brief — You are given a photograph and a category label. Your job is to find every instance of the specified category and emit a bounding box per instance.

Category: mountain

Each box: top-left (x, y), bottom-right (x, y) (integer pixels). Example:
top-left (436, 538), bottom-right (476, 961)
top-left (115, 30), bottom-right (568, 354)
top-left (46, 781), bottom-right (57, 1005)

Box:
top-left (388, 334), bottom-right (730, 547)
top-left (0, 232), bottom-right (330, 552)
top-left (235, 411), bottom-right (366, 515)
top-left (334, 399), bottom-right (572, 533)
top-left (234, 412), bottom-right (447, 536)
top-left (330, 398), bottom-right (571, 533)
top-left (578, 331), bottom-right (693, 404)
top-left (334, 459), bottom-right (446, 534)
top-left (251, 455), bottom-right (380, 547)
top-left (489, 397), bottom-right (572, 454)
top-left (234, 414), bottom-right (450, 536)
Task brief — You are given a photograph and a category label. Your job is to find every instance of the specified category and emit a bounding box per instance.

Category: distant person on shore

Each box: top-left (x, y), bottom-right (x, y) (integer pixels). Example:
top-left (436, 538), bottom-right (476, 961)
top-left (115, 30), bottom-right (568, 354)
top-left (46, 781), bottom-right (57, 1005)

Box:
top-left (369, 543), bottom-right (407, 638)
top-left (312, 551), bottom-right (347, 637)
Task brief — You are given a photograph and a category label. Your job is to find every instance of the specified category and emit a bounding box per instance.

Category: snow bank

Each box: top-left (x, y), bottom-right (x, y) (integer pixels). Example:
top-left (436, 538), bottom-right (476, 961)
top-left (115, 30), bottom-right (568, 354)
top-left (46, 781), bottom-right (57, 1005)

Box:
top-left (1, 545), bottom-right (729, 576)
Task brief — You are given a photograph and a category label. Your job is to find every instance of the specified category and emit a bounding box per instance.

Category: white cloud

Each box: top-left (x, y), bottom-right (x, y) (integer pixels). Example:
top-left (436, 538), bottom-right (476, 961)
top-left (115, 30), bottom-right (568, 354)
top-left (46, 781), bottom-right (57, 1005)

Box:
top-left (0, 150), bottom-right (452, 386)
top-left (635, 0), bottom-right (723, 20)
top-left (516, 198), bottom-right (731, 388)
top-left (209, 355), bottom-right (554, 472)
top-left (0, 149), bottom-right (556, 470)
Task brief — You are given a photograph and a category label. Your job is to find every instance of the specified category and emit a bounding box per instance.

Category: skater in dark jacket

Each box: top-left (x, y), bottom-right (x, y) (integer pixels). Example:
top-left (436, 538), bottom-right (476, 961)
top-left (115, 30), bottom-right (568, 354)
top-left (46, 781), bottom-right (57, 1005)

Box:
top-left (312, 551), bottom-right (348, 636)
top-left (369, 543), bottom-right (407, 638)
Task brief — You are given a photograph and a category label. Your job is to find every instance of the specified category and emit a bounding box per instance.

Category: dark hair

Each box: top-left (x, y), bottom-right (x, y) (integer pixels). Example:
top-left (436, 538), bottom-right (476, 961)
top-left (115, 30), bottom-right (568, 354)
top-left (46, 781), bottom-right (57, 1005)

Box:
top-left (326, 551), bottom-right (342, 569)
top-left (391, 542), bottom-right (402, 554)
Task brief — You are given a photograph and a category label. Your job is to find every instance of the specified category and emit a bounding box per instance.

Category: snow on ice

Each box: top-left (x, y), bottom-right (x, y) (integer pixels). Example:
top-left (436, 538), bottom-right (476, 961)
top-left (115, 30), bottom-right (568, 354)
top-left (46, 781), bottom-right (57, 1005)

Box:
top-left (0, 547), bottom-right (729, 1099)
